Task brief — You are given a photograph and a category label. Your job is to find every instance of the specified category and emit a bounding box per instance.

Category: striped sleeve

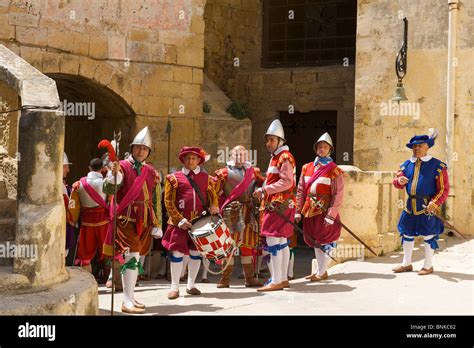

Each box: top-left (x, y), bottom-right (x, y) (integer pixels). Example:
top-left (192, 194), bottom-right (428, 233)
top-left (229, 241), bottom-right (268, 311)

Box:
top-left (213, 168), bottom-right (227, 196)
top-left (207, 175), bottom-right (219, 208)
top-left (431, 164), bottom-right (450, 207)
top-left (164, 174), bottom-right (184, 226)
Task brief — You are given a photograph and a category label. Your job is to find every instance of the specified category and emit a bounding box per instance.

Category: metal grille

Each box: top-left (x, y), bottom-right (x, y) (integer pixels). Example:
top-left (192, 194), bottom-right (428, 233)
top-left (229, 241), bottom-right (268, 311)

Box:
top-left (262, 0), bottom-right (357, 68)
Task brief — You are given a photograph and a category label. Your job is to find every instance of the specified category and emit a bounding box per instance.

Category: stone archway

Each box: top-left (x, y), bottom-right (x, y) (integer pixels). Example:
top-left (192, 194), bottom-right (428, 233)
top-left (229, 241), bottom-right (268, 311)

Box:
top-left (47, 74), bottom-right (136, 183)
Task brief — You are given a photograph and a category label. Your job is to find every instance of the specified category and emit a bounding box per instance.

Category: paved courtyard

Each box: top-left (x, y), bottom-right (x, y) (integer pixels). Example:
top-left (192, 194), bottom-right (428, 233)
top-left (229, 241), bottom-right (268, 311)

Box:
top-left (98, 237), bottom-right (474, 315)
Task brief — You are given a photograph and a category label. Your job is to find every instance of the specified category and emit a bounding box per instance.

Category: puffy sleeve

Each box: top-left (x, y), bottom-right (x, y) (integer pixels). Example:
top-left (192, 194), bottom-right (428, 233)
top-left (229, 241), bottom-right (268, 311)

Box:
top-left (213, 168), bottom-right (227, 198)
top-left (164, 174), bottom-right (184, 226)
top-left (327, 168), bottom-right (345, 219)
top-left (295, 164), bottom-right (307, 214)
top-left (430, 163), bottom-right (450, 207)
top-left (207, 175), bottom-right (219, 208)
top-left (263, 159), bottom-right (294, 195)
top-left (393, 161), bottom-right (408, 189)
top-left (153, 173), bottom-right (162, 229)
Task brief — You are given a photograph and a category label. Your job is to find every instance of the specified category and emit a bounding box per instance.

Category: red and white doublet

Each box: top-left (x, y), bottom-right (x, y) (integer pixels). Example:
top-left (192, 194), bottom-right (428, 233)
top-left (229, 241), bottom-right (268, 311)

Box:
top-left (296, 157), bottom-right (344, 277)
top-left (260, 145), bottom-right (296, 287)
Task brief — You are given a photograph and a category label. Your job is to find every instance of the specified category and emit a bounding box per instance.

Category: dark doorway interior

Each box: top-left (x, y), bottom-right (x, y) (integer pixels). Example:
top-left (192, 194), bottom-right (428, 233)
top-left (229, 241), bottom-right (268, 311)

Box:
top-left (280, 110), bottom-right (337, 180)
top-left (48, 74), bottom-right (136, 183)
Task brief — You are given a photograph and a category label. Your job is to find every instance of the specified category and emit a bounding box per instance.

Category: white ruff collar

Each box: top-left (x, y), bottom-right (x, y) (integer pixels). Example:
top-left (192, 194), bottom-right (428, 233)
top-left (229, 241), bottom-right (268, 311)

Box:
top-left (410, 155), bottom-right (432, 163)
top-left (273, 145), bottom-right (289, 156)
top-left (182, 166), bottom-right (201, 175)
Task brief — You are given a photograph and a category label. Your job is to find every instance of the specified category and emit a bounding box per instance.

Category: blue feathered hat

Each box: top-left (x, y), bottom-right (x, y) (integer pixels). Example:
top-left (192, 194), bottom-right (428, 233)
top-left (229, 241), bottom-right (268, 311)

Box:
top-left (406, 128), bottom-right (438, 149)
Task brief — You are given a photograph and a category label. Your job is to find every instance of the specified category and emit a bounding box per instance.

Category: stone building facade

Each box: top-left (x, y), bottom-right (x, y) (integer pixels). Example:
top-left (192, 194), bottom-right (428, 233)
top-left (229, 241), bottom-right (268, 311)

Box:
top-left (354, 0), bottom-right (473, 238)
top-left (203, 0), bottom-right (473, 253)
top-left (0, 0), bottom-right (249, 183)
top-left (0, 0), bottom-right (472, 264)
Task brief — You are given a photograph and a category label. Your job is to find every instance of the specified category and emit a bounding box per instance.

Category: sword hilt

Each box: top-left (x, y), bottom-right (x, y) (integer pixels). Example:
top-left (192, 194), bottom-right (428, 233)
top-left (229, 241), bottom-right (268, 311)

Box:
top-left (421, 204), bottom-right (435, 216)
top-left (309, 194), bottom-right (325, 210)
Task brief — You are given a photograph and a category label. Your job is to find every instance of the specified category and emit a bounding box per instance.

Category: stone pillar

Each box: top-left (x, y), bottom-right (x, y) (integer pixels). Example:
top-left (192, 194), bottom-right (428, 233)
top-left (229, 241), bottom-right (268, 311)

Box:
top-left (15, 108), bottom-right (67, 286)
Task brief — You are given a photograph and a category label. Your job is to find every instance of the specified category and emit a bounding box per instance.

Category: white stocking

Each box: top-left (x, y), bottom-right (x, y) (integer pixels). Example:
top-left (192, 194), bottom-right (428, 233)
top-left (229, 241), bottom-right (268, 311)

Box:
top-left (267, 237), bottom-right (282, 285)
top-left (423, 235), bottom-right (436, 269)
top-left (201, 258), bottom-right (210, 279)
top-left (181, 255), bottom-right (189, 278)
top-left (280, 237), bottom-right (290, 282)
top-left (402, 235), bottom-right (415, 267)
top-left (187, 250), bottom-right (201, 290)
top-left (314, 248), bottom-right (329, 276)
top-left (170, 251), bottom-right (184, 292)
top-left (122, 252), bottom-right (139, 309)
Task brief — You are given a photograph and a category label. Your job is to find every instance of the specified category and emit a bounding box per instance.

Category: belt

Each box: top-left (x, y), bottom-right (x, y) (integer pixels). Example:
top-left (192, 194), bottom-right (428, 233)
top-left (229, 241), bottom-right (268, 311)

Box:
top-left (408, 195), bottom-right (431, 199)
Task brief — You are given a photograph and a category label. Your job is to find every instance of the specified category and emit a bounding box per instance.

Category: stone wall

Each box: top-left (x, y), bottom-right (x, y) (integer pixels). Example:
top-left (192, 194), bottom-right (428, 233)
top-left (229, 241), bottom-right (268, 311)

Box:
top-left (354, 0), bottom-right (474, 235)
top-left (204, 0), bottom-right (355, 169)
top-left (204, 0), bottom-right (260, 97)
top-left (200, 74), bottom-right (252, 173)
top-left (236, 67), bottom-right (355, 168)
top-left (0, 0), bottom-right (210, 172)
top-left (0, 80), bottom-right (18, 199)
top-left (338, 166), bottom-right (404, 257)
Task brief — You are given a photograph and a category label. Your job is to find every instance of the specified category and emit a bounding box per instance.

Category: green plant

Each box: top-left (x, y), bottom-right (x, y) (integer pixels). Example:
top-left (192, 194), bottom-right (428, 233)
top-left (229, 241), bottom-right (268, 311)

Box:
top-left (203, 101), bottom-right (212, 113)
top-left (226, 101), bottom-right (250, 120)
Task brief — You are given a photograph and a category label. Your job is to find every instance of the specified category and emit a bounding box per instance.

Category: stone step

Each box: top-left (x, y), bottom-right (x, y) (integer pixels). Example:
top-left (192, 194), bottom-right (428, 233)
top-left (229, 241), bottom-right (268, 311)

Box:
top-left (0, 198), bottom-right (16, 219)
top-left (0, 217), bottom-right (15, 240)
top-left (0, 265), bottom-right (31, 293)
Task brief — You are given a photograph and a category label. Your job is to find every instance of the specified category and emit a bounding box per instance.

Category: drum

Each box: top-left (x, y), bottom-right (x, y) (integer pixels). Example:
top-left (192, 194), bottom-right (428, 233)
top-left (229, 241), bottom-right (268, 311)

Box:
top-left (189, 214), bottom-right (235, 261)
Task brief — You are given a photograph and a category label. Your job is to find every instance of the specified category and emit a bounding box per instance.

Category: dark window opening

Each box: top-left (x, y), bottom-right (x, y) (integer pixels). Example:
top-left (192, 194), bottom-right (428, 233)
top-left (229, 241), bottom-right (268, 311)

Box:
top-left (262, 0), bottom-right (357, 68)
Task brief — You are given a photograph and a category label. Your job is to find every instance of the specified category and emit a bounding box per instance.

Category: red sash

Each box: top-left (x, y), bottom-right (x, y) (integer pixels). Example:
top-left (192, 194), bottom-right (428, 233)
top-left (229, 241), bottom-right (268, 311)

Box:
top-left (303, 161), bottom-right (336, 202)
top-left (103, 165), bottom-right (151, 256)
top-left (80, 177), bottom-right (109, 212)
top-left (220, 167), bottom-right (255, 214)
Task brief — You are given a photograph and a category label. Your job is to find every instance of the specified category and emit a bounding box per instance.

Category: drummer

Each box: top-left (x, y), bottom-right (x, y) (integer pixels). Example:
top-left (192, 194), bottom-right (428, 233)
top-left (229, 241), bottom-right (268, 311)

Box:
top-left (162, 146), bottom-right (219, 300)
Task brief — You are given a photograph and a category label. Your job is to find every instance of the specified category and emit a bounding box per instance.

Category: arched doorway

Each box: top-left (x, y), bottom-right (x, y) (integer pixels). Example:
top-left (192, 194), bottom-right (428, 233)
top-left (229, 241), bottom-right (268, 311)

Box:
top-left (48, 74), bottom-right (136, 183)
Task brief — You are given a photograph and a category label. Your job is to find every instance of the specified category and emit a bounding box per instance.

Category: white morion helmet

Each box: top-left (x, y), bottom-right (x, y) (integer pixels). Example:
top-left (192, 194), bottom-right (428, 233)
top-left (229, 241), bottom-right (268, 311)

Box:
top-left (313, 132), bottom-right (334, 151)
top-left (63, 152), bottom-right (72, 165)
top-left (265, 119), bottom-right (286, 143)
top-left (130, 126), bottom-right (152, 150)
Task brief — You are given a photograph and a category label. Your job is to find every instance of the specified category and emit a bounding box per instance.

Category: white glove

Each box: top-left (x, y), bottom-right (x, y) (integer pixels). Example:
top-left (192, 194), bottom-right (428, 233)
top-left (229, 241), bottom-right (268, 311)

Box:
top-left (151, 227), bottom-right (163, 239)
top-left (324, 216), bottom-right (335, 225)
